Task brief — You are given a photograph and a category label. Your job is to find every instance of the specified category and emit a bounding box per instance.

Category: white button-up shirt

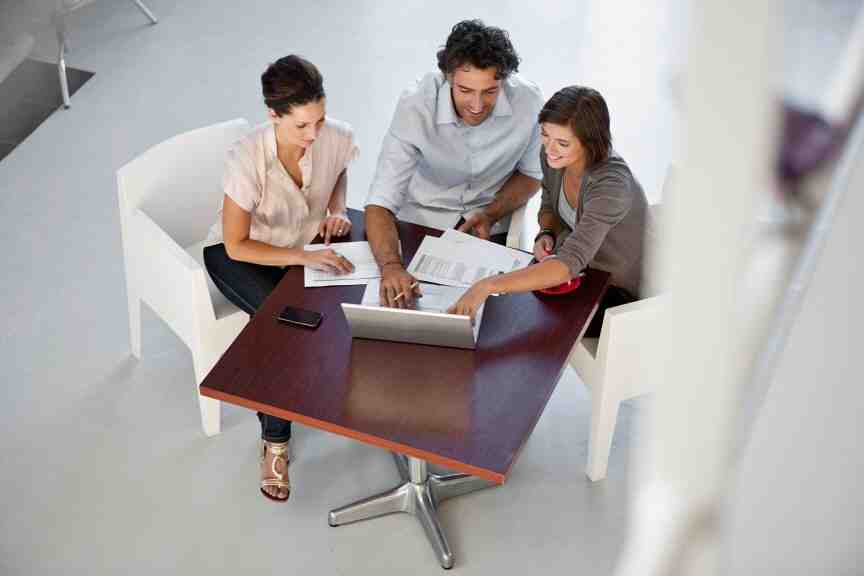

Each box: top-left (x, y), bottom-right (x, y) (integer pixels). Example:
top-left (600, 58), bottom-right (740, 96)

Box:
top-left (365, 72), bottom-right (543, 233)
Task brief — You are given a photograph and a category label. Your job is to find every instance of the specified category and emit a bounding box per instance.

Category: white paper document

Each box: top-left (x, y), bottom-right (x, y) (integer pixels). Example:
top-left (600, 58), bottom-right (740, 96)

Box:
top-left (440, 229), bottom-right (534, 271)
top-left (406, 231), bottom-right (533, 287)
top-left (303, 241), bottom-right (380, 287)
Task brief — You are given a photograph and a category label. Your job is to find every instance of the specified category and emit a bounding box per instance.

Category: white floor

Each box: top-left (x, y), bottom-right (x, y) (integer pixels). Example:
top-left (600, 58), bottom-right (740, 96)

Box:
top-left (0, 2), bottom-right (671, 574)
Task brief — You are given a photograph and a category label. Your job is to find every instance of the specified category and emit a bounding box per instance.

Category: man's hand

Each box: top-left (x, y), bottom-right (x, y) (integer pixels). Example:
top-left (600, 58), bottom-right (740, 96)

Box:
top-left (379, 263), bottom-right (421, 308)
top-left (457, 208), bottom-right (495, 240)
top-left (318, 213), bottom-right (352, 244)
top-left (533, 234), bottom-right (554, 261)
top-left (302, 249), bottom-right (354, 274)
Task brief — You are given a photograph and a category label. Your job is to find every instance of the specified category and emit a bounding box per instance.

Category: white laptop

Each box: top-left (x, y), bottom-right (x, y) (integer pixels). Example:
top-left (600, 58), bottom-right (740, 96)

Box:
top-left (340, 281), bottom-right (484, 350)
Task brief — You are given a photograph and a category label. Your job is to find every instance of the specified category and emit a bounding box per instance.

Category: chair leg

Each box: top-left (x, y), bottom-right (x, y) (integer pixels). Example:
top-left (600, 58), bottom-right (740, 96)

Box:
top-left (193, 351), bottom-right (221, 437)
top-left (130, 0), bottom-right (159, 24)
top-left (55, 16), bottom-right (71, 109)
top-left (198, 393), bottom-right (221, 437)
top-left (586, 383), bottom-right (621, 482)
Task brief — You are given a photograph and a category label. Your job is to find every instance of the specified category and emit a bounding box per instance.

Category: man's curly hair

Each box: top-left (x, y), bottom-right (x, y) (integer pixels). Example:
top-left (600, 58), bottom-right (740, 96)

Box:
top-left (436, 20), bottom-right (520, 79)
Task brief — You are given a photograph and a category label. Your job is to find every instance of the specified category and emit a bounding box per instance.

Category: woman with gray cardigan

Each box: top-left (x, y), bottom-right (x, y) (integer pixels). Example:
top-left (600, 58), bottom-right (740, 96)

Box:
top-left (449, 86), bottom-right (652, 336)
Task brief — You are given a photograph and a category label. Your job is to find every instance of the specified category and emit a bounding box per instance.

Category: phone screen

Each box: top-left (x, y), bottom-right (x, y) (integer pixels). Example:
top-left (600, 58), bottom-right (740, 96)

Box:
top-left (277, 306), bottom-right (323, 329)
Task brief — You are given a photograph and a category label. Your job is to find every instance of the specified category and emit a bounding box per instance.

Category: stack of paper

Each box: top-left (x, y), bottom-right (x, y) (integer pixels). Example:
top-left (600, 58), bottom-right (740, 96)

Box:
top-left (303, 241), bottom-right (381, 287)
top-left (406, 229), bottom-right (534, 287)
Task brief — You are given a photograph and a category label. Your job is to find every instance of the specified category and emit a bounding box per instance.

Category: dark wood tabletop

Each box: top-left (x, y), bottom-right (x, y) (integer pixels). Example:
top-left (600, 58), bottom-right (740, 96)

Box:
top-left (200, 209), bottom-right (610, 483)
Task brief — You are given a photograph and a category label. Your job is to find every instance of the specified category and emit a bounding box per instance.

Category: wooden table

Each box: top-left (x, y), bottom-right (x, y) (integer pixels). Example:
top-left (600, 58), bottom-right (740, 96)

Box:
top-left (200, 209), bottom-right (609, 569)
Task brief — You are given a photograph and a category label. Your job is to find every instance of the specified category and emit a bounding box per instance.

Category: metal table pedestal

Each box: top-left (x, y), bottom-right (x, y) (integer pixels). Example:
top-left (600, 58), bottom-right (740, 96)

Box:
top-left (328, 453), bottom-right (496, 569)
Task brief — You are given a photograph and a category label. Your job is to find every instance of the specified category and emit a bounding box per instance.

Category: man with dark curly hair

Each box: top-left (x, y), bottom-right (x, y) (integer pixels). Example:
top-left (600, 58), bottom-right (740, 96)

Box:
top-left (365, 19), bottom-right (544, 308)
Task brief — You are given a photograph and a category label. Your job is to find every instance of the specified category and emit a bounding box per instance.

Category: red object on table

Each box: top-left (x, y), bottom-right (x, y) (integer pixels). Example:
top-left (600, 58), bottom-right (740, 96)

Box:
top-left (538, 275), bottom-right (583, 295)
top-left (536, 255), bottom-right (584, 295)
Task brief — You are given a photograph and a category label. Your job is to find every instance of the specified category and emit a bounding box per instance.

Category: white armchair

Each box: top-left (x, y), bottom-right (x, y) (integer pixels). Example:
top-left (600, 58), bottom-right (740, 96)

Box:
top-left (569, 203), bottom-right (664, 481)
top-left (569, 294), bottom-right (664, 481)
top-left (117, 119), bottom-right (251, 437)
top-left (505, 201), bottom-right (527, 250)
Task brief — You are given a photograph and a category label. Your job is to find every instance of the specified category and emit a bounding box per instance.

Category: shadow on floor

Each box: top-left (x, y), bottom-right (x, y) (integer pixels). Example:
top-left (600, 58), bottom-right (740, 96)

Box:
top-left (0, 58), bottom-right (93, 161)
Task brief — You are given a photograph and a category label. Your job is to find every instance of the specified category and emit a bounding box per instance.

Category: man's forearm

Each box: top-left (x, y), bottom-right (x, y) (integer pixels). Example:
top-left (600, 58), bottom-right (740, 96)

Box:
top-left (365, 205), bottom-right (403, 268)
top-left (484, 172), bottom-right (541, 222)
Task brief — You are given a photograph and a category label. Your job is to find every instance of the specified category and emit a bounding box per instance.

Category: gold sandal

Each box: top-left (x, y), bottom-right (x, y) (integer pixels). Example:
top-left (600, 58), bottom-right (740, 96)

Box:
top-left (259, 439), bottom-right (290, 502)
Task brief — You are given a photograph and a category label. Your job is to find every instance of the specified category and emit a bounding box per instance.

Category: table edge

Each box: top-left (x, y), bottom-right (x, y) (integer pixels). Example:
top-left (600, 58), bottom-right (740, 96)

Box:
top-left (200, 385), bottom-right (507, 484)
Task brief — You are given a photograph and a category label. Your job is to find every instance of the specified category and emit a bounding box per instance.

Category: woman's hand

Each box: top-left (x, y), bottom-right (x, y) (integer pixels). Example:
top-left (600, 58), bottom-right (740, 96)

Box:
top-left (448, 280), bottom-right (493, 321)
top-left (319, 213), bottom-right (352, 244)
top-left (533, 234), bottom-right (554, 261)
top-left (302, 248), bottom-right (354, 274)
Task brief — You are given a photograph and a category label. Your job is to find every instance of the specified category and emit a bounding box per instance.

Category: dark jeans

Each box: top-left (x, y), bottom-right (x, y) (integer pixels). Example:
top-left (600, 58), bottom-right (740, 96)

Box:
top-left (203, 243), bottom-right (292, 443)
top-left (583, 284), bottom-right (635, 338)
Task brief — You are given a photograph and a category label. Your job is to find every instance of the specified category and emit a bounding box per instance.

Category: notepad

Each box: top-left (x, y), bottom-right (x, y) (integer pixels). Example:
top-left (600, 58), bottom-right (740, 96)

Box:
top-left (303, 241), bottom-right (381, 287)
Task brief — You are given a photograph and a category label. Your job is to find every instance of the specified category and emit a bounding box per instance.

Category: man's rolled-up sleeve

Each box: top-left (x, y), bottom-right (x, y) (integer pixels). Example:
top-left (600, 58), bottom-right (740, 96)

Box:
top-left (365, 92), bottom-right (422, 214)
top-left (516, 121), bottom-right (543, 181)
top-left (556, 174), bottom-right (632, 278)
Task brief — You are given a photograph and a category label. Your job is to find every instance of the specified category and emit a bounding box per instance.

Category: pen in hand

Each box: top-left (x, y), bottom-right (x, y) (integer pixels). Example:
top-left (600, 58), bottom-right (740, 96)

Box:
top-left (393, 282), bottom-right (420, 302)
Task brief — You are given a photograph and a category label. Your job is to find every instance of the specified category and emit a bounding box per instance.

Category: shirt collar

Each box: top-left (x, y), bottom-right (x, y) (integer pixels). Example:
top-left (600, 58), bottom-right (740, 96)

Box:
top-left (491, 82), bottom-right (513, 118)
top-left (265, 122), bottom-right (313, 171)
top-left (435, 80), bottom-right (459, 125)
top-left (435, 77), bottom-right (513, 125)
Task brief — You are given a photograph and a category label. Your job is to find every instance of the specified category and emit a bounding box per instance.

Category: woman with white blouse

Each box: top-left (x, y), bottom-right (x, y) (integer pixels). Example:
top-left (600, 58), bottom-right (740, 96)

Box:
top-left (204, 55), bottom-right (358, 502)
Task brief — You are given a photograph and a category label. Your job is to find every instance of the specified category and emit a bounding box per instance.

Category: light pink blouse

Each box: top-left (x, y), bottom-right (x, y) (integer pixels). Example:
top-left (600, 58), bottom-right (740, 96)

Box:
top-left (210, 118), bottom-right (358, 248)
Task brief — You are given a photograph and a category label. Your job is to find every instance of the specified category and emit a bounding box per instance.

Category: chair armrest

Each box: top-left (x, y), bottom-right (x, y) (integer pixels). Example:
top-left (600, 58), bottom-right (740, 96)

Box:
top-left (603, 296), bottom-right (664, 321)
top-left (596, 295), bottom-right (666, 399)
top-left (506, 202), bottom-right (527, 250)
top-left (133, 208), bottom-right (201, 270)
top-left (128, 208), bottom-right (216, 344)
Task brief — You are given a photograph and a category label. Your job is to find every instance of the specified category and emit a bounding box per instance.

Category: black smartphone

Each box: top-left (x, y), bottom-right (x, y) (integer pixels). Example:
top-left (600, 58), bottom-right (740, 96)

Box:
top-left (276, 306), bottom-right (323, 329)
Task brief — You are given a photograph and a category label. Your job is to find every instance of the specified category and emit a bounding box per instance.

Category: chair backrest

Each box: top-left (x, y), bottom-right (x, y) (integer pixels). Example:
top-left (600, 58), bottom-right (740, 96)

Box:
top-left (117, 118), bottom-right (250, 248)
top-left (506, 201), bottom-right (527, 250)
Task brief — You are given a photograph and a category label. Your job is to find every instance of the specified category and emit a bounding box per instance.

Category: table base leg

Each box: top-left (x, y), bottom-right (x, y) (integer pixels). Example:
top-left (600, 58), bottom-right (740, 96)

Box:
top-left (328, 453), bottom-right (496, 570)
